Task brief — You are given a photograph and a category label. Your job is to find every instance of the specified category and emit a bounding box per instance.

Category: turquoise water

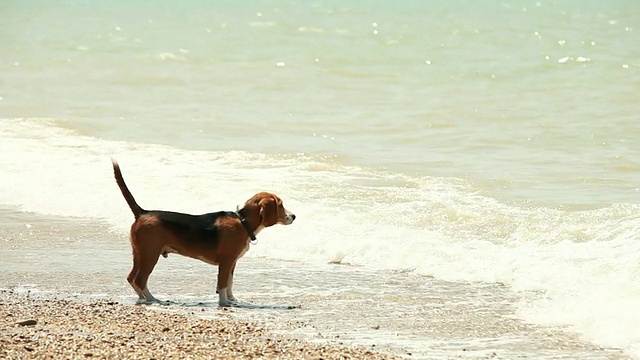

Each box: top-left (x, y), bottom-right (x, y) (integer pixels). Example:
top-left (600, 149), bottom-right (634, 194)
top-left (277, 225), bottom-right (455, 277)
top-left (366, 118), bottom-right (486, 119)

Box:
top-left (1, 1), bottom-right (639, 358)
top-left (3, 1), bottom-right (638, 205)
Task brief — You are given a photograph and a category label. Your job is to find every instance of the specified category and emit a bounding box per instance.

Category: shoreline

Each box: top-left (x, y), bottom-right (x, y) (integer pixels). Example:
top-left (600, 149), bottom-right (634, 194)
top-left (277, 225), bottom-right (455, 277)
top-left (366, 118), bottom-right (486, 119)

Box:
top-left (0, 290), bottom-right (402, 359)
top-left (0, 208), bottom-right (633, 359)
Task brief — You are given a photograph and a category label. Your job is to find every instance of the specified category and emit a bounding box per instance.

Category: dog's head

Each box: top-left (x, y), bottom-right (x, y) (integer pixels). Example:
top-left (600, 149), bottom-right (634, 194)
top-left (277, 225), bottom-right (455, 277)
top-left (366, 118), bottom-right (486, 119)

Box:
top-left (245, 192), bottom-right (295, 227)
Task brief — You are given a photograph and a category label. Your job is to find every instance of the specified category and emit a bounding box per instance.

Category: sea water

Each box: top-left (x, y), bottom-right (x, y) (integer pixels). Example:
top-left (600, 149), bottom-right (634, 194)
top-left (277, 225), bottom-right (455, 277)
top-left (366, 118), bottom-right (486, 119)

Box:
top-left (1, 1), bottom-right (639, 358)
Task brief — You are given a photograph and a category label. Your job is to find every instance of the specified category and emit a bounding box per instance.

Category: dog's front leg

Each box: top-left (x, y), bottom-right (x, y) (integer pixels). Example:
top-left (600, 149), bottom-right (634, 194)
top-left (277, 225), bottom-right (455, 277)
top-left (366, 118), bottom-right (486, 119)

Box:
top-left (226, 261), bottom-right (238, 302)
top-left (217, 258), bottom-right (235, 307)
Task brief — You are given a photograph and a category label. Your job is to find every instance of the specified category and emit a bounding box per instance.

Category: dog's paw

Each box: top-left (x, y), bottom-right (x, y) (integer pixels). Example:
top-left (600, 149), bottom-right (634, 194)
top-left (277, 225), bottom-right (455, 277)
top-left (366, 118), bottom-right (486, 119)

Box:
top-left (136, 298), bottom-right (160, 305)
top-left (218, 299), bottom-right (240, 308)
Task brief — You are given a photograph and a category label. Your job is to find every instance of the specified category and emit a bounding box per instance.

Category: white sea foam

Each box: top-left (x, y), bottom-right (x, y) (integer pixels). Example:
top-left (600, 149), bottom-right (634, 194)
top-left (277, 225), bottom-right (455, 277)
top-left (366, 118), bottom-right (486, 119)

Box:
top-left (1, 119), bottom-right (640, 356)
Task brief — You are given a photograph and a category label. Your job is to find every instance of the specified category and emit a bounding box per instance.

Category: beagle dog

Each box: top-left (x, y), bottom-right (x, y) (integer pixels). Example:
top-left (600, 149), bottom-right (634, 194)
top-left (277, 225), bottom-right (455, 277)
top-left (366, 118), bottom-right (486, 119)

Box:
top-left (111, 159), bottom-right (295, 306)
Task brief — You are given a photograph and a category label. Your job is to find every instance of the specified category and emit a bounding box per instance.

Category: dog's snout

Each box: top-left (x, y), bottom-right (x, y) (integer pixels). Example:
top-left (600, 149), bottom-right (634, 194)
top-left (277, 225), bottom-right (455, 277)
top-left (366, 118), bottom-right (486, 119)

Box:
top-left (282, 208), bottom-right (296, 225)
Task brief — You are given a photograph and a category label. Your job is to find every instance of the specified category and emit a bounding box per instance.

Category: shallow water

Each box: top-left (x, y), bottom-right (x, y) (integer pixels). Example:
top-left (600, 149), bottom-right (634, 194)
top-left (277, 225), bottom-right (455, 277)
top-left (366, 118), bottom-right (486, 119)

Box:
top-left (0, 209), bottom-right (629, 359)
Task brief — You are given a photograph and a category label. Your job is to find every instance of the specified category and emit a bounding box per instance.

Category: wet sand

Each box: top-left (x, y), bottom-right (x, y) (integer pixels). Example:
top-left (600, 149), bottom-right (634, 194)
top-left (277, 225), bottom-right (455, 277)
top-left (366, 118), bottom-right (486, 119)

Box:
top-left (0, 290), bottom-right (400, 359)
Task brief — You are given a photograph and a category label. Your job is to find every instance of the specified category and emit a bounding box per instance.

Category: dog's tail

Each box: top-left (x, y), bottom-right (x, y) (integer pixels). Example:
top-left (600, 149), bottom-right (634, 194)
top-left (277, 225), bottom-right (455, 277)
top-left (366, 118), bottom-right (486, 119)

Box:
top-left (112, 159), bottom-right (145, 219)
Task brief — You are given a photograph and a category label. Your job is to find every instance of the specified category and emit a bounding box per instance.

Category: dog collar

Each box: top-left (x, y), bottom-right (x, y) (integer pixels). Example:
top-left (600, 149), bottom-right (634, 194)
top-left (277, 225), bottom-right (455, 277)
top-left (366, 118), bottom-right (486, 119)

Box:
top-left (236, 208), bottom-right (257, 242)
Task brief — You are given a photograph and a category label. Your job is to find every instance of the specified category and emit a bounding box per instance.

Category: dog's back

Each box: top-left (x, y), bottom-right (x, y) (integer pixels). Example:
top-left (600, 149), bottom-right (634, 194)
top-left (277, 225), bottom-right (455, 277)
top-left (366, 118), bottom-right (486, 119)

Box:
top-left (148, 210), bottom-right (233, 248)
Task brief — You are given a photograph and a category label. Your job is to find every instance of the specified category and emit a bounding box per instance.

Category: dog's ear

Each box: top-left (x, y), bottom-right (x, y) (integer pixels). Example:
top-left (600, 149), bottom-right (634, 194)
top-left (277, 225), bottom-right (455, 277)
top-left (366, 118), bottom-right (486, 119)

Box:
top-left (259, 196), bottom-right (278, 227)
top-left (274, 197), bottom-right (284, 221)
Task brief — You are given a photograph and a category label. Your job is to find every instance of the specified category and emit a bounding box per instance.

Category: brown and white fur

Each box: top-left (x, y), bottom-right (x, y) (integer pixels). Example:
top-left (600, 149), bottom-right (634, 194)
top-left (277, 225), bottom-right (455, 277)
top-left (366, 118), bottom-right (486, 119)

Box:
top-left (112, 159), bottom-right (295, 306)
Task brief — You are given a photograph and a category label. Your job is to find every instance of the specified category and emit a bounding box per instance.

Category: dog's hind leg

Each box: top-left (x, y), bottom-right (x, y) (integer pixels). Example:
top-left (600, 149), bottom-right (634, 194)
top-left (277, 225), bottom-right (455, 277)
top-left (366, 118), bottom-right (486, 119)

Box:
top-left (133, 248), bottom-right (160, 304)
top-left (127, 247), bottom-right (145, 300)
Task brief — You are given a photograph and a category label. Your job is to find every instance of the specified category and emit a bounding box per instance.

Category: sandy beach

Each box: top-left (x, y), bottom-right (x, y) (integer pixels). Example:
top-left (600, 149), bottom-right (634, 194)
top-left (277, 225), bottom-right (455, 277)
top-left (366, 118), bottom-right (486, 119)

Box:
top-left (0, 290), bottom-right (402, 359)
